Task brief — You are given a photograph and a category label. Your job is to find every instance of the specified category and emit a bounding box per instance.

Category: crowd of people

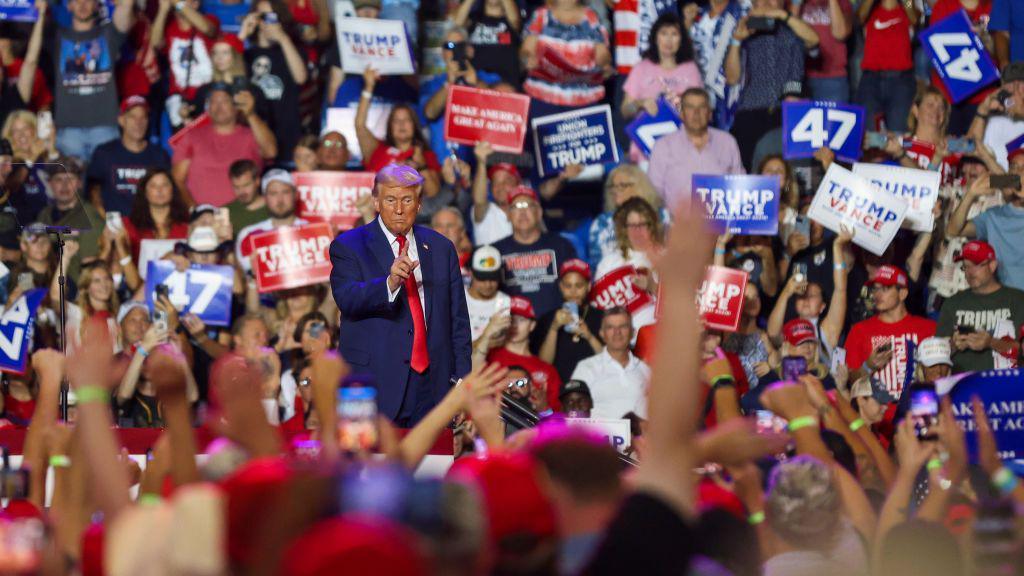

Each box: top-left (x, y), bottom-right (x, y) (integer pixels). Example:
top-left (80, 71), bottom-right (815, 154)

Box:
top-left (0, 0), bottom-right (1023, 573)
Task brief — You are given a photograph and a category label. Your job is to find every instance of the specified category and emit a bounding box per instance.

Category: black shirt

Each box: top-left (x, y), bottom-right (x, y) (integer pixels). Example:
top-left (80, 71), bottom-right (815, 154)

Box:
top-left (86, 139), bottom-right (170, 214)
top-left (583, 492), bottom-right (696, 576)
top-left (245, 44), bottom-right (304, 162)
top-left (494, 232), bottom-right (578, 318)
top-left (468, 14), bottom-right (521, 85)
top-left (531, 304), bottom-right (603, 382)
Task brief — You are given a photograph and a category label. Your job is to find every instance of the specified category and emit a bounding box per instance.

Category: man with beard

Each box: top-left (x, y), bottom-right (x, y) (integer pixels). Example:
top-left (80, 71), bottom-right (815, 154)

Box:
top-left (235, 169), bottom-right (307, 275)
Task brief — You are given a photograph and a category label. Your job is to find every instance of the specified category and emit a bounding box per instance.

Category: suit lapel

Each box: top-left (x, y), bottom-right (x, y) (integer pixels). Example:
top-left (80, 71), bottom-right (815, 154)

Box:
top-left (415, 226), bottom-right (434, 325)
top-left (366, 217), bottom-right (396, 276)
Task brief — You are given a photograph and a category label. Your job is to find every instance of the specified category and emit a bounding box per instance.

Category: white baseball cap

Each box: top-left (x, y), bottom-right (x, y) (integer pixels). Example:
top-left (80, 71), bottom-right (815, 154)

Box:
top-left (917, 337), bottom-right (953, 368)
top-left (261, 168), bottom-right (295, 194)
top-left (187, 226), bottom-right (220, 253)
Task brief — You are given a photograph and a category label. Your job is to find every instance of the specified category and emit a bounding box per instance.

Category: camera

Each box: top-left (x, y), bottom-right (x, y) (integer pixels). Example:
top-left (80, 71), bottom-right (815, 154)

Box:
top-left (909, 383), bottom-right (940, 441)
top-left (260, 11), bottom-right (279, 24)
top-left (445, 41), bottom-right (468, 68)
top-left (746, 16), bottom-right (778, 33)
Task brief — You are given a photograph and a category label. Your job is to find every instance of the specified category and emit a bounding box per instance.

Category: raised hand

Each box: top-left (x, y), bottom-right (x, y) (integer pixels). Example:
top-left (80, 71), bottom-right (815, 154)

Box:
top-left (388, 238), bottom-right (420, 292)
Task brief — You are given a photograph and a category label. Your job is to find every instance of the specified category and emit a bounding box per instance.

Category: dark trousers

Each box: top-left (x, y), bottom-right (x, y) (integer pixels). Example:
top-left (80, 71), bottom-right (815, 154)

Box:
top-left (855, 70), bottom-right (916, 133)
top-left (731, 107), bottom-right (782, 172)
top-left (394, 366), bottom-right (435, 428)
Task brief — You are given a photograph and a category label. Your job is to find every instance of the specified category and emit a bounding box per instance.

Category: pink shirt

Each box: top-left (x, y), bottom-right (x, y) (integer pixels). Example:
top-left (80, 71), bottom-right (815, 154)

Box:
top-left (648, 127), bottom-right (745, 215)
top-left (172, 122), bottom-right (264, 207)
top-left (623, 60), bottom-right (704, 161)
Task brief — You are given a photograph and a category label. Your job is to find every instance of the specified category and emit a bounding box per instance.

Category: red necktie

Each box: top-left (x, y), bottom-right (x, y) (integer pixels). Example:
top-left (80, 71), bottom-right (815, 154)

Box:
top-left (395, 235), bottom-right (429, 373)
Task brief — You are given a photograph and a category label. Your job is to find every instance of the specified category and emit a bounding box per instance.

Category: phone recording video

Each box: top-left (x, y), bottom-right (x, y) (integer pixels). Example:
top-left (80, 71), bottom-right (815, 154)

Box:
top-left (337, 386), bottom-right (379, 452)
top-left (909, 383), bottom-right (940, 441)
top-left (990, 174), bottom-right (1021, 191)
top-left (781, 355), bottom-right (808, 382)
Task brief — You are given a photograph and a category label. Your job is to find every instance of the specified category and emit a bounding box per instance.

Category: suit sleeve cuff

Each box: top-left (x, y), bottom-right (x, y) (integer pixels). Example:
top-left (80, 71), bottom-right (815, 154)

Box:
top-left (387, 280), bottom-right (402, 302)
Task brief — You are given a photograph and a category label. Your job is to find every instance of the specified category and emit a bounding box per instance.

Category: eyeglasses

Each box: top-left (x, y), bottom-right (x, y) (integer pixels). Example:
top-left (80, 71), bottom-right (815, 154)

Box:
top-left (320, 140), bottom-right (345, 148)
top-left (510, 201), bottom-right (533, 211)
top-left (506, 378), bottom-right (529, 390)
top-left (626, 221), bottom-right (651, 230)
top-left (609, 182), bottom-right (636, 191)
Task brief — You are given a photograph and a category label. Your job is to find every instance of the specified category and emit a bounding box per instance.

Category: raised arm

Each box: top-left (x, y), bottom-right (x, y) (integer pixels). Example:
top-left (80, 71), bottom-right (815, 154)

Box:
top-left (821, 229), bottom-right (851, 347)
top-left (471, 142), bottom-right (494, 224)
top-left (946, 175), bottom-right (986, 238)
top-left (18, 0), bottom-right (46, 104)
top-left (149, 347), bottom-right (200, 486)
top-left (355, 68), bottom-right (382, 162)
top-left (112, 0), bottom-right (136, 34)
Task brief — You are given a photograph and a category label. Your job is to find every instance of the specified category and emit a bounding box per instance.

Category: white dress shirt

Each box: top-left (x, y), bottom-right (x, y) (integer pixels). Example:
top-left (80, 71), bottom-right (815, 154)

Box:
top-left (380, 219), bottom-right (425, 313)
top-left (570, 348), bottom-right (651, 420)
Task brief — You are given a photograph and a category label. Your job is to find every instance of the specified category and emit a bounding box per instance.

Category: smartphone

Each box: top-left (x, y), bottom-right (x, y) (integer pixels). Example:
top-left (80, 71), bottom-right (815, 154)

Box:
top-left (153, 308), bottom-right (168, 333)
top-left (781, 355), bottom-right (808, 381)
top-left (755, 409), bottom-right (788, 435)
top-left (562, 301), bottom-right (580, 334)
top-left (337, 386), bottom-right (379, 452)
top-left (445, 41), bottom-right (468, 67)
top-left (105, 210), bottom-right (123, 233)
top-left (231, 76), bottom-right (250, 95)
top-left (261, 11), bottom-right (279, 23)
top-left (793, 215), bottom-right (811, 238)
top-left (16, 273), bottom-right (32, 292)
top-left (990, 174), bottom-right (1021, 190)
top-left (956, 324), bottom-right (973, 335)
top-left (876, 340), bottom-right (893, 353)
top-left (216, 207), bottom-right (231, 228)
top-left (997, 89), bottom-right (1015, 110)
top-left (946, 137), bottom-right (976, 154)
top-left (746, 15), bottom-right (777, 32)
top-left (792, 262), bottom-right (808, 285)
top-left (308, 321), bottom-right (326, 339)
top-left (36, 111), bottom-right (53, 141)
top-left (909, 382), bottom-right (940, 441)
top-left (864, 131), bottom-right (888, 149)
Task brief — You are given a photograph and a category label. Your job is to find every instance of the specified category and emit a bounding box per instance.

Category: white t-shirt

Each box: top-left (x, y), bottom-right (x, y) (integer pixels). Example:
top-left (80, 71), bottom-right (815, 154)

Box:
top-left (472, 203), bottom-right (512, 246)
top-left (465, 289), bottom-right (511, 342)
top-left (983, 115), bottom-right (1024, 171)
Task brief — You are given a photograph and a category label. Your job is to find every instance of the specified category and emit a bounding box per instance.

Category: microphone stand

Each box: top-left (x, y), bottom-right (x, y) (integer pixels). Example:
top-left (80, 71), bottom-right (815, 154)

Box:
top-left (56, 230), bottom-right (67, 421)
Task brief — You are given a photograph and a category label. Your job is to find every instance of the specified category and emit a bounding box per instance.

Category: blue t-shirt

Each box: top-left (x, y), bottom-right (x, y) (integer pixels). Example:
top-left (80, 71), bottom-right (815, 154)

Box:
top-left (418, 72), bottom-right (502, 163)
top-left (973, 203), bottom-right (1024, 291)
top-left (990, 0), bottom-right (1024, 63)
top-left (202, 0), bottom-right (250, 33)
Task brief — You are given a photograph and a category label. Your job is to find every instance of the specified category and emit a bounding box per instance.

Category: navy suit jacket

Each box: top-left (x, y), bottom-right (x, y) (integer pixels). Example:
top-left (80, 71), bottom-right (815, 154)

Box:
top-left (329, 218), bottom-right (473, 419)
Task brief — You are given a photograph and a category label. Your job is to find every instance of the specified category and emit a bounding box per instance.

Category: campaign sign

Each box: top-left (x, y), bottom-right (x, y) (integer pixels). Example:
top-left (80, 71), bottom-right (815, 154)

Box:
top-left (0, 0), bottom-right (37, 22)
top-left (145, 261), bottom-right (234, 327)
top-left (625, 98), bottom-right (681, 157)
top-left (0, 289), bottom-right (45, 374)
top-left (294, 171), bottom-right (375, 231)
top-left (782, 101), bottom-right (865, 163)
top-left (531, 105), bottom-right (618, 178)
top-left (138, 239), bottom-right (180, 280)
top-left (250, 223), bottom-right (333, 293)
top-left (588, 266), bottom-right (653, 315)
top-left (852, 163), bottom-right (940, 232)
top-left (566, 417), bottom-right (632, 454)
top-left (335, 17), bottom-right (415, 75)
top-left (921, 9), bottom-right (1000, 103)
top-left (444, 85), bottom-right (531, 153)
top-left (692, 174), bottom-right (779, 235)
top-left (808, 164), bottom-right (908, 256)
top-left (697, 266), bottom-right (748, 332)
top-left (938, 370), bottom-right (1024, 472)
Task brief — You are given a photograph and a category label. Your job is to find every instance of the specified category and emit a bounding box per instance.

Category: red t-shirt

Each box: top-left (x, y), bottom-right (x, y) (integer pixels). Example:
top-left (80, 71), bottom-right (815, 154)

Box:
top-left (861, 5), bottom-right (913, 71)
top-left (122, 216), bottom-right (190, 263)
top-left (801, 0), bottom-right (855, 78)
top-left (171, 122), bottom-right (264, 206)
top-left (845, 314), bottom-right (937, 397)
top-left (163, 17), bottom-right (221, 100)
top-left (929, 0), bottom-right (994, 105)
top-left (487, 347), bottom-right (563, 412)
top-left (365, 142), bottom-right (441, 174)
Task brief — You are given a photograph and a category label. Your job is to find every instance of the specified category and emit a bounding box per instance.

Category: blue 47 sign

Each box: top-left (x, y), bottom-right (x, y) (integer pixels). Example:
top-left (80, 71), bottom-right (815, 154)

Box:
top-left (625, 98), bottom-right (681, 157)
top-left (782, 101), bottom-right (865, 163)
top-left (921, 9), bottom-right (1000, 103)
top-left (0, 288), bottom-right (46, 374)
top-left (146, 261), bottom-right (234, 327)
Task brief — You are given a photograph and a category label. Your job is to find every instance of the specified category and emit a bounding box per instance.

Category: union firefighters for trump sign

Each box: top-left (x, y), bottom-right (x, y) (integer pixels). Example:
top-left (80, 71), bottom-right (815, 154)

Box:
top-left (698, 266), bottom-right (748, 332)
top-left (808, 164), bottom-right (908, 256)
top-left (250, 223), bottom-right (333, 293)
top-left (294, 171), bottom-right (374, 232)
top-left (444, 85), bottom-right (531, 153)
top-left (588, 266), bottom-right (653, 315)
top-left (531, 105), bottom-right (619, 178)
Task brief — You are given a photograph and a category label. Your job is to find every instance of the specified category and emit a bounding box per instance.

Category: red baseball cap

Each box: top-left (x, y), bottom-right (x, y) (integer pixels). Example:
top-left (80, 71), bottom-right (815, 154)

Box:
top-left (1008, 146), bottom-right (1024, 165)
top-left (559, 258), bottom-right (591, 281)
top-left (954, 240), bottom-right (996, 264)
top-left (119, 95), bottom-right (149, 115)
top-left (509, 295), bottom-right (535, 319)
top-left (867, 265), bottom-right (908, 289)
top-left (279, 516), bottom-right (427, 576)
top-left (447, 453), bottom-right (556, 548)
top-left (507, 185), bottom-right (539, 205)
top-left (215, 33), bottom-right (245, 55)
top-left (487, 162), bottom-right (520, 182)
top-left (221, 456), bottom-right (293, 565)
top-left (782, 318), bottom-right (817, 347)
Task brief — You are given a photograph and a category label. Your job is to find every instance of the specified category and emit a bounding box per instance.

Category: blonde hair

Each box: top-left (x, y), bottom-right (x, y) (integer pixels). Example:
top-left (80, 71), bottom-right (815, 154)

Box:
top-left (211, 42), bottom-right (248, 83)
top-left (908, 85), bottom-right (951, 136)
top-left (603, 164), bottom-right (662, 214)
top-left (76, 263), bottom-right (120, 318)
top-left (1, 110), bottom-right (44, 160)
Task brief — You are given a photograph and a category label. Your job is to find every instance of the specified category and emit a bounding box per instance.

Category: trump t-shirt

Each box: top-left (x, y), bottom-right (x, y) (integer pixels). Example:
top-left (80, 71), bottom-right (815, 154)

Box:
top-left (845, 314), bottom-right (936, 396)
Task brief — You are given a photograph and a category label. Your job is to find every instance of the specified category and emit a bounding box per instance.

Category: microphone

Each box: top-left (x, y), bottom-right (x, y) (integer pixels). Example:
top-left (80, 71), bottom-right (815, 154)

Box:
top-left (22, 223), bottom-right (79, 235)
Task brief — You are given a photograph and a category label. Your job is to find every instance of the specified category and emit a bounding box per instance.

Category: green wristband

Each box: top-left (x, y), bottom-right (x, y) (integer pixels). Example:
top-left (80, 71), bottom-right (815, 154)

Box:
top-left (75, 386), bottom-right (109, 405)
top-left (747, 511), bottom-right (765, 525)
top-left (138, 493), bottom-right (163, 507)
top-left (48, 455), bottom-right (70, 468)
top-left (787, 416), bottom-right (818, 433)
top-left (926, 458), bottom-right (943, 472)
top-left (849, 418), bottom-right (866, 432)
top-left (710, 374), bottom-right (736, 389)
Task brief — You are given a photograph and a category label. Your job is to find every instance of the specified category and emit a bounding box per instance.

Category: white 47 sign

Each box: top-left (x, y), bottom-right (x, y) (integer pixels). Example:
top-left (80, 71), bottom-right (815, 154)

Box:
top-left (929, 32), bottom-right (983, 82)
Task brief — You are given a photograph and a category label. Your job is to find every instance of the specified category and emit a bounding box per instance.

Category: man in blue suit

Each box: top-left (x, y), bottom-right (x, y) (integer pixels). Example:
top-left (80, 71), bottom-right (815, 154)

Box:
top-left (329, 164), bottom-right (472, 425)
